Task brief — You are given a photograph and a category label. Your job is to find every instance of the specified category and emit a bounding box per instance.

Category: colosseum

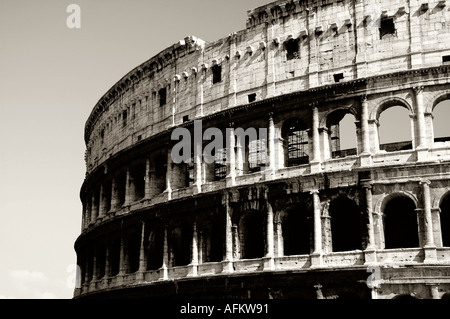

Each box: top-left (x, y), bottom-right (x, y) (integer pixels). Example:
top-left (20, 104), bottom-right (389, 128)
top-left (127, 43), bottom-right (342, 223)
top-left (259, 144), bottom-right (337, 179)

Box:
top-left (75, 0), bottom-right (450, 299)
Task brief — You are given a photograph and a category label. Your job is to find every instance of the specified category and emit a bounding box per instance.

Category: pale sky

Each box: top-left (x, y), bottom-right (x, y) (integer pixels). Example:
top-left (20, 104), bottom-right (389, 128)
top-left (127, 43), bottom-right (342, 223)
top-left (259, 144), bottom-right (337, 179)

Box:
top-left (1, 0), bottom-right (449, 299)
top-left (0, 0), bottom-right (271, 299)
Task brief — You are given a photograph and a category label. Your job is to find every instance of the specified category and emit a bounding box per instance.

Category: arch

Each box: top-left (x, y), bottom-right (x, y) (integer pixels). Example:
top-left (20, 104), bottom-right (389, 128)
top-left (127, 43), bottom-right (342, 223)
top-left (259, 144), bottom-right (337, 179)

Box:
top-left (439, 192), bottom-right (450, 247)
top-left (382, 193), bottom-right (419, 249)
top-left (279, 204), bottom-right (313, 256)
top-left (171, 224), bottom-right (191, 267)
top-left (376, 100), bottom-right (413, 152)
top-left (329, 196), bottom-right (363, 252)
top-left (430, 92), bottom-right (450, 114)
top-left (147, 226), bottom-right (164, 271)
top-left (127, 229), bottom-right (141, 273)
top-left (281, 117), bottom-right (309, 167)
top-left (441, 293), bottom-right (450, 299)
top-left (325, 109), bottom-right (358, 158)
top-left (372, 97), bottom-right (414, 120)
top-left (239, 210), bottom-right (265, 259)
top-left (432, 98), bottom-right (450, 143)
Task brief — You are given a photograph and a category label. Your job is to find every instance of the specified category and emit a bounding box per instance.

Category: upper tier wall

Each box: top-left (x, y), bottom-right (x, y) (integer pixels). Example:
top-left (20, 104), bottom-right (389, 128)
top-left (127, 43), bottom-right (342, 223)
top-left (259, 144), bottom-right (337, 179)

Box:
top-left (84, 0), bottom-right (450, 173)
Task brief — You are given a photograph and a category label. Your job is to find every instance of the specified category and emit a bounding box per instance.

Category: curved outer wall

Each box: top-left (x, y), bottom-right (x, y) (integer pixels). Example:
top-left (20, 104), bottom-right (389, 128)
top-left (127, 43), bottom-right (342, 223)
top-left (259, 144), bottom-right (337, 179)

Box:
top-left (76, 0), bottom-right (450, 299)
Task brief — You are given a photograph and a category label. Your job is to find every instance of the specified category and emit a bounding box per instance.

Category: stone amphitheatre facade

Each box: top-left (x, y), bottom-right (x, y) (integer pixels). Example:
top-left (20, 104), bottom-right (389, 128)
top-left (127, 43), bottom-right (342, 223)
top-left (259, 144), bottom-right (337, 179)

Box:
top-left (75, 0), bottom-right (450, 299)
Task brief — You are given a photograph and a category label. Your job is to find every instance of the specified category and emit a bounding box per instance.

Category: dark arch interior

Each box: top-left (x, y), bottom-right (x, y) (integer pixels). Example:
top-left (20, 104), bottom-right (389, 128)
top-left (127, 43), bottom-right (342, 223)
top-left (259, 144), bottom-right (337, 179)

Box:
top-left (127, 230), bottom-right (141, 273)
top-left (147, 227), bottom-right (164, 270)
top-left (330, 196), bottom-right (362, 252)
top-left (282, 205), bottom-right (313, 256)
top-left (171, 225), bottom-right (191, 267)
top-left (240, 211), bottom-right (265, 259)
top-left (440, 194), bottom-right (450, 247)
top-left (383, 196), bottom-right (419, 249)
top-left (207, 213), bottom-right (225, 262)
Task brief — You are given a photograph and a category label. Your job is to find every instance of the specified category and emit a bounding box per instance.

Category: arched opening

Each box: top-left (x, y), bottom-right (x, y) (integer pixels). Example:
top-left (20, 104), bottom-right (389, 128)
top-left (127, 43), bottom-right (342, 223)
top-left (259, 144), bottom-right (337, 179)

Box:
top-left (127, 230), bottom-right (141, 273)
top-left (383, 195), bottom-right (419, 249)
top-left (239, 210), bottom-right (265, 259)
top-left (147, 227), bottom-right (164, 270)
top-left (103, 180), bottom-right (112, 213)
top-left (109, 238), bottom-right (120, 277)
top-left (378, 105), bottom-right (412, 152)
top-left (248, 139), bottom-right (267, 173)
top-left (201, 213), bottom-right (225, 262)
top-left (281, 118), bottom-right (309, 167)
top-left (440, 193), bottom-right (450, 247)
top-left (96, 244), bottom-right (106, 279)
top-left (432, 99), bottom-right (450, 143)
top-left (214, 148), bottom-right (227, 181)
top-left (326, 110), bottom-right (358, 159)
top-left (131, 163), bottom-right (146, 202)
top-left (153, 154), bottom-right (167, 195)
top-left (171, 225), bottom-right (191, 267)
top-left (281, 205), bottom-right (313, 255)
top-left (330, 196), bottom-right (363, 252)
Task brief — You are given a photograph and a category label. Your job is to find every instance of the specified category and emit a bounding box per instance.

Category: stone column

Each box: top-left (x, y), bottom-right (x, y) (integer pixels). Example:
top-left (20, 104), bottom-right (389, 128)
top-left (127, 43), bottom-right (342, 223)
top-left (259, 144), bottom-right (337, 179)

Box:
top-left (144, 158), bottom-right (151, 199)
top-left (236, 134), bottom-right (244, 176)
top-left (421, 180), bottom-right (437, 262)
top-left (310, 104), bottom-right (321, 173)
top-left (429, 284), bottom-right (440, 299)
top-left (160, 226), bottom-right (169, 280)
top-left (98, 184), bottom-right (106, 219)
top-left (91, 251), bottom-right (98, 282)
top-left (276, 221), bottom-right (283, 257)
top-left (414, 87), bottom-right (429, 161)
top-left (124, 167), bottom-right (135, 205)
top-left (110, 178), bottom-right (120, 212)
top-left (264, 198), bottom-right (275, 270)
top-left (414, 86), bottom-right (427, 148)
top-left (138, 221), bottom-right (147, 273)
top-left (311, 190), bottom-right (323, 267)
top-left (222, 196), bottom-right (234, 273)
top-left (268, 113), bottom-right (276, 172)
top-left (104, 245), bottom-right (110, 279)
top-left (360, 96), bottom-right (373, 166)
top-left (226, 124), bottom-right (236, 186)
top-left (83, 195), bottom-right (90, 230)
top-left (90, 193), bottom-right (98, 224)
top-left (165, 148), bottom-right (173, 200)
top-left (193, 126), bottom-right (203, 194)
top-left (361, 96), bottom-right (370, 154)
top-left (363, 183), bottom-right (377, 264)
top-left (118, 234), bottom-right (126, 276)
top-left (189, 221), bottom-right (199, 276)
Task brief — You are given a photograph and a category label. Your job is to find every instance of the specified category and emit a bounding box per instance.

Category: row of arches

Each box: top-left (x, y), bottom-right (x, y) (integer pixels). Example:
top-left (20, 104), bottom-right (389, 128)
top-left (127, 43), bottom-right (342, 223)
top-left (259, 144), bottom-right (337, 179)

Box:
top-left (79, 190), bottom-right (450, 286)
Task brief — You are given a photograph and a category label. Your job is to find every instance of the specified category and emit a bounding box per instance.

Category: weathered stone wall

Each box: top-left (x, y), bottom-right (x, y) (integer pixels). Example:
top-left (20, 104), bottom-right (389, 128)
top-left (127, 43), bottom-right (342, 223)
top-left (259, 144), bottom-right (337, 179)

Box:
top-left (84, 0), bottom-right (450, 173)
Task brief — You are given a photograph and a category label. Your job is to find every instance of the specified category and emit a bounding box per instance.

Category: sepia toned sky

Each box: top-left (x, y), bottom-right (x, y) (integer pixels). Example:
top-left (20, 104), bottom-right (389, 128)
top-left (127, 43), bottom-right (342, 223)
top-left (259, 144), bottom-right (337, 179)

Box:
top-left (0, 0), bottom-right (272, 299)
top-left (0, 0), bottom-right (449, 299)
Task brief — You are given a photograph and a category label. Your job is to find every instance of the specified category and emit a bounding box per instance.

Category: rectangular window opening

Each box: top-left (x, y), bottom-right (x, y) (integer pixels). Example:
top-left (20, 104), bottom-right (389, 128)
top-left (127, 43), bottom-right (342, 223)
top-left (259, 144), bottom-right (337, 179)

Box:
top-left (122, 110), bottom-right (127, 127)
top-left (443, 55), bottom-right (450, 64)
top-left (159, 88), bottom-right (167, 107)
top-left (333, 73), bottom-right (344, 83)
top-left (248, 93), bottom-right (257, 103)
top-left (285, 39), bottom-right (300, 60)
top-left (183, 115), bottom-right (189, 123)
top-left (379, 18), bottom-right (396, 39)
top-left (212, 65), bottom-right (222, 84)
